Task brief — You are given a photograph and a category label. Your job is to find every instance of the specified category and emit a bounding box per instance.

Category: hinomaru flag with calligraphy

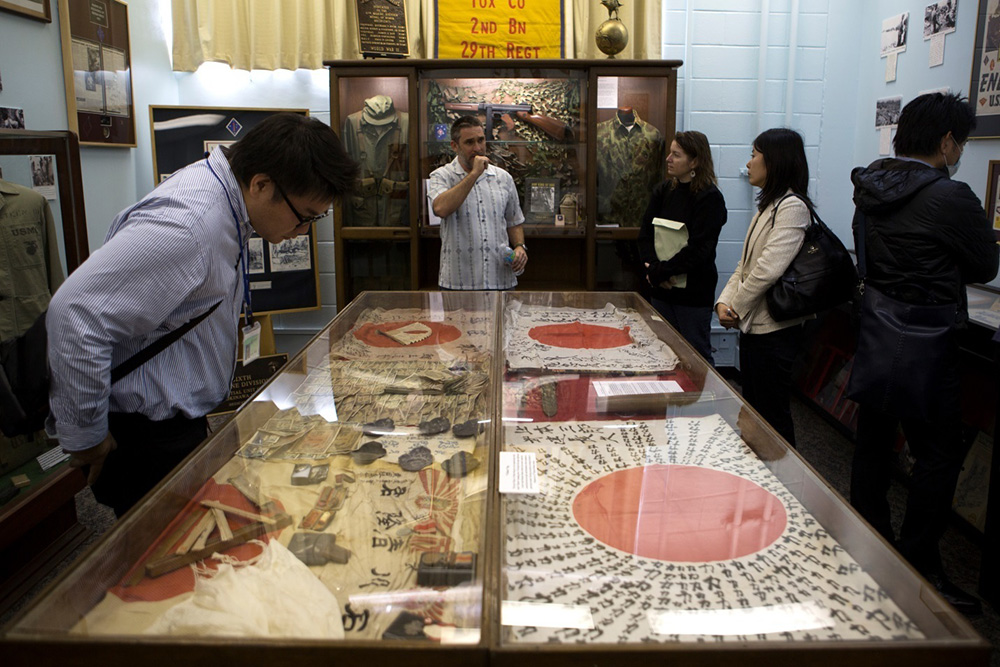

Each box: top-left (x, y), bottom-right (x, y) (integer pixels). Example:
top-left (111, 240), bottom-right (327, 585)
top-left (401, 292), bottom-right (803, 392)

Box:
top-left (434, 0), bottom-right (563, 59)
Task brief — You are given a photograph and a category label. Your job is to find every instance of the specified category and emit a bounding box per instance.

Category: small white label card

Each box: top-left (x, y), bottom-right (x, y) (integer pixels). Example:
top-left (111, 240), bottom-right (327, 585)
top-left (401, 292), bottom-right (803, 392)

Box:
top-left (502, 601), bottom-right (595, 629)
top-left (242, 321), bottom-right (261, 363)
top-left (885, 52), bottom-right (898, 82)
top-left (592, 379), bottom-right (684, 397)
top-left (879, 128), bottom-right (892, 155)
top-left (648, 602), bottom-right (831, 636)
top-left (929, 33), bottom-right (945, 67)
top-left (498, 451), bottom-right (539, 494)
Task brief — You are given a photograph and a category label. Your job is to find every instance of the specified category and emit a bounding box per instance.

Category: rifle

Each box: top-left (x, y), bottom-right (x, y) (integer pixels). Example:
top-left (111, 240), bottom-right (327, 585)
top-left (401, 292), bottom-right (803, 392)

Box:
top-left (444, 102), bottom-right (574, 142)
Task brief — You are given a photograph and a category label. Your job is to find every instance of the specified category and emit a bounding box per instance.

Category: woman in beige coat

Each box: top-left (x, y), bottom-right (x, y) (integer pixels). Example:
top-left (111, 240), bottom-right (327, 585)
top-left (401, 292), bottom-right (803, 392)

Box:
top-left (716, 128), bottom-right (813, 446)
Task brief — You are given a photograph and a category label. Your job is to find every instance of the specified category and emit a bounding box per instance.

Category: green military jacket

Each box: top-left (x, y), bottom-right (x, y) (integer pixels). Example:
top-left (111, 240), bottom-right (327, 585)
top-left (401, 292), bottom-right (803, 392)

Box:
top-left (342, 110), bottom-right (410, 227)
top-left (596, 110), bottom-right (666, 228)
top-left (0, 179), bottom-right (63, 341)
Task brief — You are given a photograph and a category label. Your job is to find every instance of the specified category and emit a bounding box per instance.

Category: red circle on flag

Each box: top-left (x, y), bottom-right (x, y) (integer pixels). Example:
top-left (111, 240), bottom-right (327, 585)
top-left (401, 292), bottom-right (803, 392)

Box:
top-left (572, 465), bottom-right (787, 562)
top-left (528, 322), bottom-right (632, 349)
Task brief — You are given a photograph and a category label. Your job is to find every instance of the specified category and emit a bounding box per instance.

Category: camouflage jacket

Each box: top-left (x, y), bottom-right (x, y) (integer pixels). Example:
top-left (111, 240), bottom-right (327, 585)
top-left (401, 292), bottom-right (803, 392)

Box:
top-left (596, 111), bottom-right (665, 227)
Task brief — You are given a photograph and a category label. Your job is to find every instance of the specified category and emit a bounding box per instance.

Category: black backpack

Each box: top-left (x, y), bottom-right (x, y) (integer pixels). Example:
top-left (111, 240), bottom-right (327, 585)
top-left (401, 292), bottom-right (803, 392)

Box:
top-left (0, 301), bottom-right (221, 438)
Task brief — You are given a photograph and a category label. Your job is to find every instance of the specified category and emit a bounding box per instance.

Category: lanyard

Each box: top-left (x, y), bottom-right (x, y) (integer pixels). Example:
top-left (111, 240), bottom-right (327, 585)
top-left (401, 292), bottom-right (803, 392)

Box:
top-left (206, 160), bottom-right (253, 326)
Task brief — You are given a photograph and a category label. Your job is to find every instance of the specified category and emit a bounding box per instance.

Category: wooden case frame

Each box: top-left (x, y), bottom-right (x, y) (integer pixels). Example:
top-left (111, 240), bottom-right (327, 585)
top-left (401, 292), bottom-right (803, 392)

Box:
top-left (57, 0), bottom-right (136, 147)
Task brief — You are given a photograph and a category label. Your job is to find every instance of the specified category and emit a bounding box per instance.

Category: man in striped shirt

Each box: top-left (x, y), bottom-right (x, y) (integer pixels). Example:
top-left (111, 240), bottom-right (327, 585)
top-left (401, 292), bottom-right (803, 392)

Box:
top-left (429, 116), bottom-right (527, 290)
top-left (47, 114), bottom-right (358, 516)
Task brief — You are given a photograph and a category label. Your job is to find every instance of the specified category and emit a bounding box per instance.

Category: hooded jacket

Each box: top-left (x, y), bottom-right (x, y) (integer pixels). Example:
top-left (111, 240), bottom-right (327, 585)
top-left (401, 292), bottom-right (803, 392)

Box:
top-left (851, 158), bottom-right (998, 319)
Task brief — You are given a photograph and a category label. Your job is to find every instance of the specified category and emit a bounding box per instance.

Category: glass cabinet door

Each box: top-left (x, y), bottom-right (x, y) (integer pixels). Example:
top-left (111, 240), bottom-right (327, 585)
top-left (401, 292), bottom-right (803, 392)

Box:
top-left (337, 76), bottom-right (411, 229)
top-left (418, 67), bottom-right (588, 232)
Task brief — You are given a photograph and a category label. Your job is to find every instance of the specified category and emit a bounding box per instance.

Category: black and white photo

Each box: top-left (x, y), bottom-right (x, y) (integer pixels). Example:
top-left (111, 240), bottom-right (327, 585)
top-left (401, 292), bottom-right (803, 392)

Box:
top-left (247, 237), bottom-right (265, 274)
top-left (269, 235), bottom-right (312, 272)
top-left (875, 96), bottom-right (902, 128)
top-left (881, 12), bottom-right (909, 56)
top-left (924, 0), bottom-right (957, 39)
top-left (0, 105), bottom-right (25, 129)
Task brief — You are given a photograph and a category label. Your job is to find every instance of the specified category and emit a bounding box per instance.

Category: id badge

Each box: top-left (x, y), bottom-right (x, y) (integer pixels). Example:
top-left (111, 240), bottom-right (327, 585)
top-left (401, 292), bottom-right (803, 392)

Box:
top-left (242, 321), bottom-right (261, 363)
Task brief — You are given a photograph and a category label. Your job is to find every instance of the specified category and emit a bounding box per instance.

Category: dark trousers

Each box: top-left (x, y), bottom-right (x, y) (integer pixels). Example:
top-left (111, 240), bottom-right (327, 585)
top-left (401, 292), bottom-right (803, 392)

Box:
top-left (90, 412), bottom-right (208, 517)
top-left (738, 325), bottom-right (802, 447)
top-left (850, 363), bottom-right (968, 577)
top-left (651, 298), bottom-right (714, 365)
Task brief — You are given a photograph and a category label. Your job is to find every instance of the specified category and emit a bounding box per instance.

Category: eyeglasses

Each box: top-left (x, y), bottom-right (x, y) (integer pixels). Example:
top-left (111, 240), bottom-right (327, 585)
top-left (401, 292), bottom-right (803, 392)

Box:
top-left (274, 181), bottom-right (328, 225)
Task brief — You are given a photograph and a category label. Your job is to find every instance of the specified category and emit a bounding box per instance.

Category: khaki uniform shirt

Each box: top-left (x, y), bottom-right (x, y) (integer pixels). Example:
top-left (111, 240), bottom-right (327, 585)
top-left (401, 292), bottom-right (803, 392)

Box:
top-left (342, 110), bottom-right (410, 227)
top-left (0, 179), bottom-right (63, 340)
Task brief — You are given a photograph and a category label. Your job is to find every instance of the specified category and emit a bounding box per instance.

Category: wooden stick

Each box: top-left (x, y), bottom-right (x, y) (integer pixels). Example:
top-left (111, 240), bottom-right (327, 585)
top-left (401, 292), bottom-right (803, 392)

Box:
top-left (191, 513), bottom-right (217, 551)
top-left (212, 507), bottom-right (234, 540)
top-left (174, 511), bottom-right (215, 555)
top-left (200, 499), bottom-right (277, 525)
top-left (125, 510), bottom-right (201, 587)
top-left (145, 513), bottom-right (292, 578)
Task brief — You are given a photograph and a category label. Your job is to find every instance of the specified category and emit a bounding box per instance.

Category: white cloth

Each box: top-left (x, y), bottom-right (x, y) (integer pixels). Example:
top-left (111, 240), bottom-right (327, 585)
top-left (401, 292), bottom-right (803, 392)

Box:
top-left (145, 540), bottom-right (345, 639)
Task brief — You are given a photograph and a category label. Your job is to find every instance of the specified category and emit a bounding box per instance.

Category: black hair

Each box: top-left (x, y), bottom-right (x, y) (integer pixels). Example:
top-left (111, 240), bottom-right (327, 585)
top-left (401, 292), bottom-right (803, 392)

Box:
top-left (752, 128), bottom-right (813, 212)
top-left (224, 113), bottom-right (359, 201)
top-left (893, 92), bottom-right (975, 157)
top-left (451, 115), bottom-right (483, 142)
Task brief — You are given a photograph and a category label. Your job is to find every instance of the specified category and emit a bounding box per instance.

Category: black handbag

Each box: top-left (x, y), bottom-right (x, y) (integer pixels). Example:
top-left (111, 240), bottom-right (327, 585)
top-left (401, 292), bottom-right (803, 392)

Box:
top-left (765, 195), bottom-right (858, 321)
top-left (844, 215), bottom-right (956, 421)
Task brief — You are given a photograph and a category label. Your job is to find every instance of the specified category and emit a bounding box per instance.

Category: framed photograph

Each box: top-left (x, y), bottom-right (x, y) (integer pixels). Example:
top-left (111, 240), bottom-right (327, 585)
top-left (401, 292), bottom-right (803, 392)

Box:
top-left (58, 0), bottom-right (135, 147)
top-left (524, 177), bottom-right (560, 223)
top-left (0, 0), bottom-right (51, 22)
top-left (970, 0), bottom-right (1000, 138)
top-left (984, 160), bottom-right (1000, 232)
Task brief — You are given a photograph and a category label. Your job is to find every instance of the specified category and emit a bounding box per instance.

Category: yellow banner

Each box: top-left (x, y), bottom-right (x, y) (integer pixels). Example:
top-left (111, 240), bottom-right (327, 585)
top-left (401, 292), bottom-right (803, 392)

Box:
top-left (435, 0), bottom-right (563, 59)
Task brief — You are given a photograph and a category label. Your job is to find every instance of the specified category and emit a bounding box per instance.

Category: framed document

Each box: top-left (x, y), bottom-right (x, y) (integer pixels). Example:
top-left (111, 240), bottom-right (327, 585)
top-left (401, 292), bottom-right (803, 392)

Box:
top-left (985, 160), bottom-right (1000, 234)
top-left (0, 0), bottom-right (51, 22)
top-left (58, 0), bottom-right (135, 147)
top-left (524, 177), bottom-right (559, 224)
top-left (970, 0), bottom-right (1000, 138)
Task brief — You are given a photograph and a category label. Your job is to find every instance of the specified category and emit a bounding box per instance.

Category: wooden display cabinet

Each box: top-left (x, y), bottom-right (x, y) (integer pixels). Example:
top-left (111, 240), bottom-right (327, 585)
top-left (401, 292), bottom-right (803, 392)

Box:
top-left (326, 60), bottom-right (680, 307)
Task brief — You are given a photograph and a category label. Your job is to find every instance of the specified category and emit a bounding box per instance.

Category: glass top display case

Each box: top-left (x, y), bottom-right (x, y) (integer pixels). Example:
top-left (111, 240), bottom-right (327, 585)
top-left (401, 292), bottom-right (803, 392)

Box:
top-left (493, 291), bottom-right (987, 665)
top-left (2, 291), bottom-right (499, 665)
top-left (1, 291), bottom-right (988, 665)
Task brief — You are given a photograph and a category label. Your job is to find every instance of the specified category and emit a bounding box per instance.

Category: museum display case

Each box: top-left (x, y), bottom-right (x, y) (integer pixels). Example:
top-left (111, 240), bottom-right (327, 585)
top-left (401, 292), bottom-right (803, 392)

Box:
top-left (1, 291), bottom-right (500, 665)
top-left (1, 291), bottom-right (988, 665)
top-left (327, 60), bottom-right (679, 306)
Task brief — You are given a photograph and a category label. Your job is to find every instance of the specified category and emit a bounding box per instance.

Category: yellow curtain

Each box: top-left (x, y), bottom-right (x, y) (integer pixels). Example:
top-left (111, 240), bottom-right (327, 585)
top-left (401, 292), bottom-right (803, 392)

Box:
top-left (170, 0), bottom-right (660, 71)
top-left (567, 0), bottom-right (662, 60)
top-left (171, 0), bottom-right (428, 72)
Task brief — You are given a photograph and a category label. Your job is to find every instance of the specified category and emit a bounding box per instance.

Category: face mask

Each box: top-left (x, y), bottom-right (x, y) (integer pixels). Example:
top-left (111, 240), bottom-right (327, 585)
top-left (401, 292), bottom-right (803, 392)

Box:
top-left (946, 137), bottom-right (962, 177)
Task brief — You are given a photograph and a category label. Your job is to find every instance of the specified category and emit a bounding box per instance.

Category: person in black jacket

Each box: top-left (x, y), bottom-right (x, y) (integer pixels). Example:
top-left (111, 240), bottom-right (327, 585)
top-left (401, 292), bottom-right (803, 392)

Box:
top-left (849, 93), bottom-right (999, 615)
top-left (638, 131), bottom-right (727, 363)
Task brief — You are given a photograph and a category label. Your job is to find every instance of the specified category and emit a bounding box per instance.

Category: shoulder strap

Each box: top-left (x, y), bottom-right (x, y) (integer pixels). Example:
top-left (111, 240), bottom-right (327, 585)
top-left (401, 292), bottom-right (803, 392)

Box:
top-left (741, 194), bottom-right (803, 268)
top-left (110, 300), bottom-right (222, 384)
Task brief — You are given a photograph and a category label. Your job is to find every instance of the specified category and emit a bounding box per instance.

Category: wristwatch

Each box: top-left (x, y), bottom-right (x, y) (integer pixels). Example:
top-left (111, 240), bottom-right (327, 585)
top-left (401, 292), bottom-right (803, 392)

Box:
top-left (513, 242), bottom-right (527, 252)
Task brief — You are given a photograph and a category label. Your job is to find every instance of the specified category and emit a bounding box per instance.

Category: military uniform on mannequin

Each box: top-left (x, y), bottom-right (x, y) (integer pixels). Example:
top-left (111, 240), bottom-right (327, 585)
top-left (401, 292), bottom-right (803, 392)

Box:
top-left (342, 94), bottom-right (409, 227)
top-left (596, 108), bottom-right (665, 228)
top-left (0, 179), bottom-right (63, 340)
top-left (0, 178), bottom-right (64, 474)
